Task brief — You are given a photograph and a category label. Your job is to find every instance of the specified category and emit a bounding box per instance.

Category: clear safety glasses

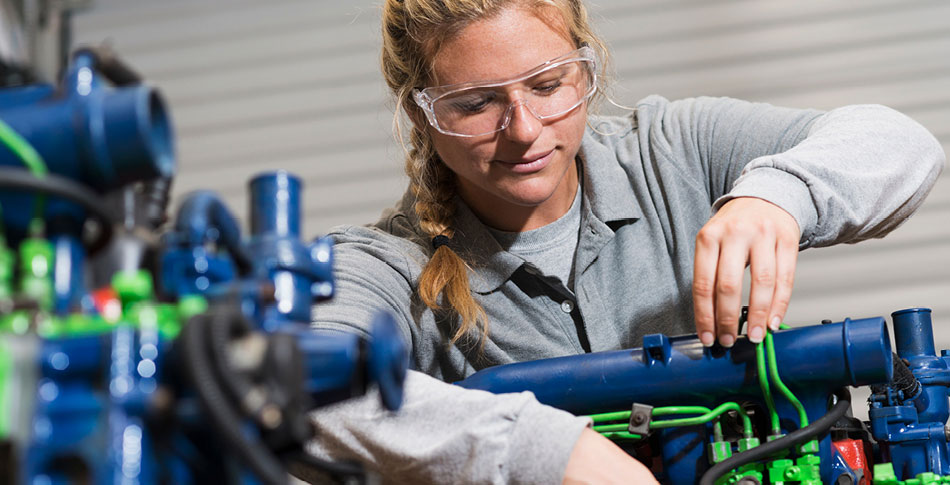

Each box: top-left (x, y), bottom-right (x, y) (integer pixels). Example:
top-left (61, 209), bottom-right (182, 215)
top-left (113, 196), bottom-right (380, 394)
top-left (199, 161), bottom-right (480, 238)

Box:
top-left (413, 46), bottom-right (598, 137)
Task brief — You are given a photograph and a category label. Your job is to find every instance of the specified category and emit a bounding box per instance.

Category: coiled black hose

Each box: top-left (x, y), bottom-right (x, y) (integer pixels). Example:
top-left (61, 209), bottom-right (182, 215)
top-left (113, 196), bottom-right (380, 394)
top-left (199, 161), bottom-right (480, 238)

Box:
top-left (699, 388), bottom-right (851, 485)
top-left (206, 305), bottom-right (259, 413)
top-left (180, 313), bottom-right (288, 484)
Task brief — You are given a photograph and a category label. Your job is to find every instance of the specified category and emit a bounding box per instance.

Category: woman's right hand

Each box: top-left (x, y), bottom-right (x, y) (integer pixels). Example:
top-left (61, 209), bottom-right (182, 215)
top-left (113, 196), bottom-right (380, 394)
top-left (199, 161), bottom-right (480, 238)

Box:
top-left (562, 428), bottom-right (659, 484)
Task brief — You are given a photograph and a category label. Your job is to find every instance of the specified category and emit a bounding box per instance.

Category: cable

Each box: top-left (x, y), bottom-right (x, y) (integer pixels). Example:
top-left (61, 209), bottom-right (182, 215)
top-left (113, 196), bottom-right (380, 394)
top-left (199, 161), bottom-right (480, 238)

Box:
top-left (652, 403), bottom-right (753, 438)
top-left (0, 168), bottom-right (115, 253)
top-left (180, 313), bottom-right (288, 484)
top-left (591, 403), bottom-right (753, 440)
top-left (698, 388), bottom-right (851, 485)
top-left (755, 341), bottom-right (781, 435)
top-left (0, 118), bottom-right (47, 178)
top-left (0, 117), bottom-right (49, 231)
top-left (765, 332), bottom-right (808, 427)
top-left (206, 305), bottom-right (259, 415)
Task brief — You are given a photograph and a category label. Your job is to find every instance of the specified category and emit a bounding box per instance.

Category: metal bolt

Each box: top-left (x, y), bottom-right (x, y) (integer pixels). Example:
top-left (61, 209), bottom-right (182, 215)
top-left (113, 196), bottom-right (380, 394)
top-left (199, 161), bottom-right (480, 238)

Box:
top-left (835, 475), bottom-right (854, 485)
top-left (632, 413), bottom-right (646, 425)
top-left (260, 404), bottom-right (283, 429)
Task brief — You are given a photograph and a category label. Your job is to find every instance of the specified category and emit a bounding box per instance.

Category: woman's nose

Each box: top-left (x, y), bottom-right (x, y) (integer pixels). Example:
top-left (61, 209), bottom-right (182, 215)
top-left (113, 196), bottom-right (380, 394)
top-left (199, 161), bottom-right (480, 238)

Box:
top-left (502, 99), bottom-right (542, 144)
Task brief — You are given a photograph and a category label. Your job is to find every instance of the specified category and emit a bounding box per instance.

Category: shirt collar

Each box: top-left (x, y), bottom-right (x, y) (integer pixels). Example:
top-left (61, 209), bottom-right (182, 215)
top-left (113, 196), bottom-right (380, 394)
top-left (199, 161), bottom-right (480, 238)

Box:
top-left (577, 127), bottom-right (643, 224)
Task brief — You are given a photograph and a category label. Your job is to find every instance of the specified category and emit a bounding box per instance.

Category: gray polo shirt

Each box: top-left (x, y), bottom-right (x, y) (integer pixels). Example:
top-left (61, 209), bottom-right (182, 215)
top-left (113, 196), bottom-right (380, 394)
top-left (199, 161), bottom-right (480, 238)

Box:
top-left (305, 96), bottom-right (944, 484)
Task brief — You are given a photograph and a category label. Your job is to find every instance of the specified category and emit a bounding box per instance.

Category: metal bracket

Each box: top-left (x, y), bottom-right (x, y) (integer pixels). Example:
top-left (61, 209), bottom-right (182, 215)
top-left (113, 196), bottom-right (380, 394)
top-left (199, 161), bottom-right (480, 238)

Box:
top-left (628, 403), bottom-right (653, 436)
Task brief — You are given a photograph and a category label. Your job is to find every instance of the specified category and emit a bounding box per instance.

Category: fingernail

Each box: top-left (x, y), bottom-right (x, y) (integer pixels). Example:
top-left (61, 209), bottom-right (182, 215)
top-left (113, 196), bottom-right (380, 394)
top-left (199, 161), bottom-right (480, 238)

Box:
top-left (749, 326), bottom-right (765, 343)
top-left (719, 334), bottom-right (735, 348)
top-left (769, 316), bottom-right (781, 331)
top-left (701, 332), bottom-right (715, 347)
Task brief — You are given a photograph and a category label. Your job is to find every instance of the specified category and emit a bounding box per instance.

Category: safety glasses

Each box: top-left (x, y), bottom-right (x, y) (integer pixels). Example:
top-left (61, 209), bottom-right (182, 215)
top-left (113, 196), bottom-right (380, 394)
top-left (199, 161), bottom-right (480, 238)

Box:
top-left (413, 46), bottom-right (598, 137)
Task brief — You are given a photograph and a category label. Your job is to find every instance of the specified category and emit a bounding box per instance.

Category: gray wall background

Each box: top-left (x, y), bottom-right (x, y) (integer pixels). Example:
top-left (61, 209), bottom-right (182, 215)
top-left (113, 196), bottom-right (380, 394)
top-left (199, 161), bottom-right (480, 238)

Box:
top-left (72, 0), bottom-right (949, 350)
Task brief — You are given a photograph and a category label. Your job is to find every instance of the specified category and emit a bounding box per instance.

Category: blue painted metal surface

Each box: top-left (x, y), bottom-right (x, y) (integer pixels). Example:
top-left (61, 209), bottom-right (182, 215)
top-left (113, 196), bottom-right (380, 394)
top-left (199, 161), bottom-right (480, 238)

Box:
top-left (0, 52), bottom-right (173, 243)
top-left (160, 191), bottom-right (242, 297)
top-left (870, 308), bottom-right (950, 480)
top-left (2, 54), bottom-right (406, 484)
top-left (458, 316), bottom-right (894, 484)
top-left (247, 171), bottom-right (335, 330)
top-left (457, 317), bottom-right (891, 413)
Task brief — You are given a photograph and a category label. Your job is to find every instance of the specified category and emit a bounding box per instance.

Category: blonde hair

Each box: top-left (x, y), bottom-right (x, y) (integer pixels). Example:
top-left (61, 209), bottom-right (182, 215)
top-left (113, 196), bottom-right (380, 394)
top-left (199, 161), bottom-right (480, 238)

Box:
top-left (381, 0), bottom-right (611, 348)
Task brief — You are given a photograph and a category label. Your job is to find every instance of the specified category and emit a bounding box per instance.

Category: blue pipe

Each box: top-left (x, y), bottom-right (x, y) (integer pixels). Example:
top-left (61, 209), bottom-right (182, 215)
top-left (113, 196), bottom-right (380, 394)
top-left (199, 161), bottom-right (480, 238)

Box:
top-left (0, 52), bottom-right (175, 244)
top-left (247, 171), bottom-right (333, 328)
top-left (0, 52), bottom-right (173, 188)
top-left (871, 308), bottom-right (950, 479)
top-left (457, 317), bottom-right (892, 414)
top-left (457, 317), bottom-right (893, 484)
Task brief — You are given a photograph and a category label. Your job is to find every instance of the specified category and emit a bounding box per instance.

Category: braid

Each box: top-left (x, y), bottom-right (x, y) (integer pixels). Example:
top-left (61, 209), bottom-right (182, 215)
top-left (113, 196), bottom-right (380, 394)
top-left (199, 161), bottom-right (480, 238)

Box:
top-left (407, 122), bottom-right (490, 347)
top-left (381, 0), bottom-right (610, 348)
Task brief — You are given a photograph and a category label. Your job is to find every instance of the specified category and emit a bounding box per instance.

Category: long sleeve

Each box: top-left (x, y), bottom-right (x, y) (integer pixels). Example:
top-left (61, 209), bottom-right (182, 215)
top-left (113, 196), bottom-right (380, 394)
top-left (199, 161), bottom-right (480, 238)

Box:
top-left (308, 224), bottom-right (591, 484)
top-left (301, 370), bottom-right (590, 485)
top-left (712, 103), bottom-right (945, 248)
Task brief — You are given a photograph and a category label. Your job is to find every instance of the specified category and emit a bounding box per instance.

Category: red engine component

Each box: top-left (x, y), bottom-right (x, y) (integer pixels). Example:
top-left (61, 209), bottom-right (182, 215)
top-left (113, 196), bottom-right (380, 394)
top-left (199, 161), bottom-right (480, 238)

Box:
top-left (834, 438), bottom-right (873, 484)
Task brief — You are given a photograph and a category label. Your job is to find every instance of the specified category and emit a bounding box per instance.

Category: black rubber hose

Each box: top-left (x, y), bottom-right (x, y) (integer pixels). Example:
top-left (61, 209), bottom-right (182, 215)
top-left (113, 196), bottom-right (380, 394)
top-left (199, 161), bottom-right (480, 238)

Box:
top-left (180, 313), bottom-right (288, 484)
top-left (143, 176), bottom-right (173, 230)
top-left (207, 305), bottom-right (260, 416)
top-left (892, 354), bottom-right (921, 402)
top-left (699, 389), bottom-right (851, 485)
top-left (0, 167), bottom-right (116, 253)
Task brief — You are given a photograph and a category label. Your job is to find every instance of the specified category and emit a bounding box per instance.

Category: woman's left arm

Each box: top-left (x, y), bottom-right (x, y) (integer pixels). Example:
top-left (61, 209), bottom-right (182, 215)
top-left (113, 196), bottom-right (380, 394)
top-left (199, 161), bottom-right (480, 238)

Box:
top-left (692, 103), bottom-right (945, 348)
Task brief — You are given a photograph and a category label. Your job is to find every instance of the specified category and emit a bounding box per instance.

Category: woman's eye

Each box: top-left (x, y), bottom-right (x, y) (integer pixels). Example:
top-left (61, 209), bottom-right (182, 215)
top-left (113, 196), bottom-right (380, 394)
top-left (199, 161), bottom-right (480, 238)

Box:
top-left (448, 92), bottom-right (495, 113)
top-left (534, 80), bottom-right (562, 94)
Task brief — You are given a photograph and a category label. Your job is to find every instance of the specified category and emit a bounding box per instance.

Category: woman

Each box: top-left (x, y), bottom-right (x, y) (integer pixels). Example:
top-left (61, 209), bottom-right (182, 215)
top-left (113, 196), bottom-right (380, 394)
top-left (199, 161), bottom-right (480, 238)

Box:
top-left (307, 0), bottom-right (944, 483)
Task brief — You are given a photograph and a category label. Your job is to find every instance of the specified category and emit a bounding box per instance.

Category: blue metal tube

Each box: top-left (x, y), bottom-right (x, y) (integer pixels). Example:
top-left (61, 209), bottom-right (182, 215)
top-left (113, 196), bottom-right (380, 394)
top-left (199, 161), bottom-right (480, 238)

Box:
top-left (291, 310), bottom-right (407, 412)
top-left (249, 171), bottom-right (300, 238)
top-left (0, 53), bottom-right (173, 187)
top-left (458, 317), bottom-right (892, 484)
top-left (456, 317), bottom-right (892, 415)
top-left (248, 172), bottom-right (310, 326)
top-left (0, 52), bottom-right (174, 245)
top-left (295, 329), bottom-right (364, 405)
top-left (893, 308), bottom-right (936, 360)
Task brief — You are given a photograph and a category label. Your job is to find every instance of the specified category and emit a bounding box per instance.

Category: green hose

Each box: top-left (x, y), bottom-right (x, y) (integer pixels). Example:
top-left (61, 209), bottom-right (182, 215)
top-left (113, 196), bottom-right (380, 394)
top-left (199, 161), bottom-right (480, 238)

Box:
top-left (765, 331), bottom-right (808, 427)
top-left (651, 402), bottom-right (753, 438)
top-left (756, 341), bottom-right (782, 434)
top-left (0, 119), bottom-right (48, 178)
top-left (590, 410), bottom-right (634, 424)
top-left (0, 117), bottom-right (48, 232)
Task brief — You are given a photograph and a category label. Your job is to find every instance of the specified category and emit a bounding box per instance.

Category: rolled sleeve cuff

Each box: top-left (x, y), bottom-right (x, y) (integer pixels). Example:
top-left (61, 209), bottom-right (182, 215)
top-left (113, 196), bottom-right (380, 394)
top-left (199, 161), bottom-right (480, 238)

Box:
top-left (712, 166), bottom-right (819, 248)
top-left (506, 397), bottom-right (592, 484)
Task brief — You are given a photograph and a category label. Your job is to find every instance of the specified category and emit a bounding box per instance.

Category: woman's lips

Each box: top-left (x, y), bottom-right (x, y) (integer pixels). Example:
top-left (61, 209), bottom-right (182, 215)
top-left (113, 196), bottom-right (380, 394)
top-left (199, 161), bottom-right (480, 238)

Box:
top-left (497, 149), bottom-right (554, 174)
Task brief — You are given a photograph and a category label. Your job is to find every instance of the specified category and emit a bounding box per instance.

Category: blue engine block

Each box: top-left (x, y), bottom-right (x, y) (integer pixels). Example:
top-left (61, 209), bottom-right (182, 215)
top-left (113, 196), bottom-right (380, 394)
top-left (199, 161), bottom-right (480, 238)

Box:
top-left (0, 49), bottom-right (408, 484)
top-left (2, 47), bottom-right (948, 485)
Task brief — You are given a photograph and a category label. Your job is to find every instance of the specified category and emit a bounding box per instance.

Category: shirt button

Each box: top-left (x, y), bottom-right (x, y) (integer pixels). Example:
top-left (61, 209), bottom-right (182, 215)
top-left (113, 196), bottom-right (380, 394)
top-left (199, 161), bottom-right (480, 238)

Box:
top-left (561, 300), bottom-right (575, 313)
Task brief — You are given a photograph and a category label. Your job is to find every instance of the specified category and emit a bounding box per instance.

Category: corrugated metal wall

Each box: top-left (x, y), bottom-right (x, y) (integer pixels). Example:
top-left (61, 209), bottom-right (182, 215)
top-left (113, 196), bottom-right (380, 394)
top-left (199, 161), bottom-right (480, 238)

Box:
top-left (73, 0), bottom-right (949, 345)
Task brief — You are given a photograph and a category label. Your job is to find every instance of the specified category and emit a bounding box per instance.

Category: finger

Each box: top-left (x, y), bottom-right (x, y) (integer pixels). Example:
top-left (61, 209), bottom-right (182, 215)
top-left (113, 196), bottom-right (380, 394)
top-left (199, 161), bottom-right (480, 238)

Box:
top-left (693, 228), bottom-right (720, 347)
top-left (768, 237), bottom-right (798, 331)
top-left (714, 238), bottom-right (749, 348)
top-left (746, 235), bottom-right (777, 343)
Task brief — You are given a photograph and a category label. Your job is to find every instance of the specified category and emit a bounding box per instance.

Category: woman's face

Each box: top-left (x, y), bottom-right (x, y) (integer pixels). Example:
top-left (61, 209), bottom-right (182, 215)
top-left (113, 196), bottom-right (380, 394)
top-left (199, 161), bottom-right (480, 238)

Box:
top-left (426, 7), bottom-right (587, 231)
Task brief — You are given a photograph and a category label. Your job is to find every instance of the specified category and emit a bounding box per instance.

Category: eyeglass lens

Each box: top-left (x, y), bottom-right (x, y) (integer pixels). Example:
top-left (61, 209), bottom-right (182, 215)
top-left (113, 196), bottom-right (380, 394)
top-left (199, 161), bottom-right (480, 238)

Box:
top-left (432, 60), bottom-right (593, 136)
